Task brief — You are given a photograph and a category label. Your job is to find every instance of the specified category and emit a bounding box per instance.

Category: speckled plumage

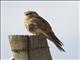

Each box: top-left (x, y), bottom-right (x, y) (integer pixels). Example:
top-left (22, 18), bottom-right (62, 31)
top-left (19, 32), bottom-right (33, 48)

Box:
top-left (24, 11), bottom-right (65, 52)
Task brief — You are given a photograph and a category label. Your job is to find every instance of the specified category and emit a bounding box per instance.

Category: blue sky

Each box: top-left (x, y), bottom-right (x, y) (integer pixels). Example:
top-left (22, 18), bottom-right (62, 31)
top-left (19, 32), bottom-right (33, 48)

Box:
top-left (1, 1), bottom-right (79, 60)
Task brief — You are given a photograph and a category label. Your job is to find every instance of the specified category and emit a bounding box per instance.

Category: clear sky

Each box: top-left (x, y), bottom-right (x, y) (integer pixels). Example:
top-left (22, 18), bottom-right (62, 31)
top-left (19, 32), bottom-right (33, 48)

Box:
top-left (1, 1), bottom-right (79, 60)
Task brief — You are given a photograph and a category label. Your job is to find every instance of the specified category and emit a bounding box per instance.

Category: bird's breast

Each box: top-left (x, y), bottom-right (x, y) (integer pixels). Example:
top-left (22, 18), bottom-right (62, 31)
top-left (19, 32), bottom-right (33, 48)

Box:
top-left (24, 19), bottom-right (39, 34)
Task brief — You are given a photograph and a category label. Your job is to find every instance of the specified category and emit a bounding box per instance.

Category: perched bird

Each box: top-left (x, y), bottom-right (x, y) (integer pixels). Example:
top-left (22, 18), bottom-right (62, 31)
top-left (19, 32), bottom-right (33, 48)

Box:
top-left (24, 11), bottom-right (65, 52)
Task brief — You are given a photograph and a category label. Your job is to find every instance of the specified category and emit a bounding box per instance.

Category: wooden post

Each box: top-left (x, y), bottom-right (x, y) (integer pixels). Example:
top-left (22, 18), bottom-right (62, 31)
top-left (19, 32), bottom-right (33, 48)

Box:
top-left (9, 35), bottom-right (52, 60)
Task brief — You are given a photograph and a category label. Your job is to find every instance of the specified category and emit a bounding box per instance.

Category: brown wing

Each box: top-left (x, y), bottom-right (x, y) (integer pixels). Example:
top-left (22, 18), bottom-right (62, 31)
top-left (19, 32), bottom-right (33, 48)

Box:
top-left (32, 16), bottom-right (52, 32)
top-left (31, 16), bottom-right (65, 52)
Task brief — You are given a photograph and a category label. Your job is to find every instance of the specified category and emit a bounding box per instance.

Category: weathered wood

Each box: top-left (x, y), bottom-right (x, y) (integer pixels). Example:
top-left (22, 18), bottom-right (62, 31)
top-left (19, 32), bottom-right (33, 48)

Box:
top-left (9, 35), bottom-right (52, 60)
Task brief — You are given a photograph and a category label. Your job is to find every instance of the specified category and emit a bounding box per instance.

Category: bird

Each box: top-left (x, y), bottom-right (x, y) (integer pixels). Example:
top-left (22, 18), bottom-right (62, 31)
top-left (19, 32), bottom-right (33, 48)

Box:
top-left (24, 11), bottom-right (65, 52)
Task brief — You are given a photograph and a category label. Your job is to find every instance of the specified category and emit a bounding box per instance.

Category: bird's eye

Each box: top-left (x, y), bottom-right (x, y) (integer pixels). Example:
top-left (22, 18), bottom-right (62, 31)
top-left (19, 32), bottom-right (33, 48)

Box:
top-left (29, 13), bottom-right (32, 15)
top-left (25, 13), bottom-right (29, 15)
top-left (25, 12), bottom-right (33, 16)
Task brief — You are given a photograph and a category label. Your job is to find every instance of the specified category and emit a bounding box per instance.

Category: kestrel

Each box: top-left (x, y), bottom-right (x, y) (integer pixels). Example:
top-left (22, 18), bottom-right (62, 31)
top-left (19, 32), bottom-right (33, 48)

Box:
top-left (24, 11), bottom-right (65, 52)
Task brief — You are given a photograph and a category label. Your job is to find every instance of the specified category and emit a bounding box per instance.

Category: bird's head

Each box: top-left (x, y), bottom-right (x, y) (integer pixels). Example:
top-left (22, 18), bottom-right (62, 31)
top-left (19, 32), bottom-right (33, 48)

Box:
top-left (24, 11), bottom-right (39, 18)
